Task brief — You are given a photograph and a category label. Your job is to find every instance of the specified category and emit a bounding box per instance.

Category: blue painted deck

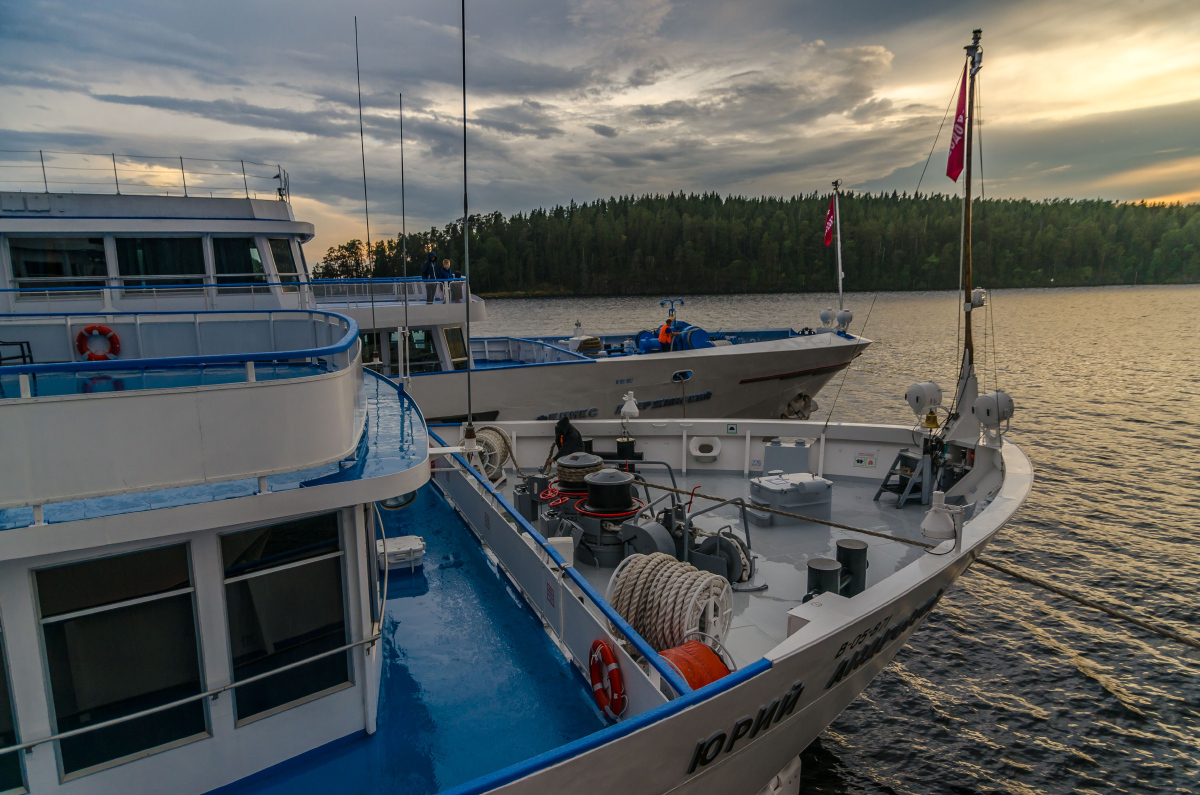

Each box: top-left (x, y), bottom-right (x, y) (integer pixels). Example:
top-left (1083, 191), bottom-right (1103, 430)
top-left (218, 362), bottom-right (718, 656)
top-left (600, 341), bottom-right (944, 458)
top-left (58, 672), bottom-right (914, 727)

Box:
top-left (0, 363), bottom-right (325, 398)
top-left (0, 372), bottom-right (426, 530)
top-left (212, 484), bottom-right (605, 795)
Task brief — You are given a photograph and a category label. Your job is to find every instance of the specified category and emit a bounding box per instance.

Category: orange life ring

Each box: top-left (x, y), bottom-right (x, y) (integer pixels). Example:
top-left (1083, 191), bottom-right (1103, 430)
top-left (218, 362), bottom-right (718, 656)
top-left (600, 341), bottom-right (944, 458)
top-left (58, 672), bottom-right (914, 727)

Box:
top-left (76, 325), bottom-right (121, 361)
top-left (589, 639), bottom-right (626, 719)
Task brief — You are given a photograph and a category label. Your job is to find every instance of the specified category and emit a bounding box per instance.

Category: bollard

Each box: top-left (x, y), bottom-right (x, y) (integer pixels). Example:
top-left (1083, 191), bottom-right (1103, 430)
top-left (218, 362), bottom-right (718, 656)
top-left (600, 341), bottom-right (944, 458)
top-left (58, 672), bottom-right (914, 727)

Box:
top-left (805, 558), bottom-right (842, 602)
top-left (836, 539), bottom-right (869, 597)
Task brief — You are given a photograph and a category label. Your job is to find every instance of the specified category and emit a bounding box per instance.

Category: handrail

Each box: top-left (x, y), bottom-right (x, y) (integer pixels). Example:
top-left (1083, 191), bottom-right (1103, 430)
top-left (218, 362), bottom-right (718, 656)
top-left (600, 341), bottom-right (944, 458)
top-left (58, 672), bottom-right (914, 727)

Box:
top-left (0, 278), bottom-right (464, 295)
top-left (0, 309), bottom-right (359, 377)
top-left (426, 427), bottom-right (693, 698)
top-left (472, 336), bottom-right (593, 363)
top-left (0, 631), bottom-right (377, 756)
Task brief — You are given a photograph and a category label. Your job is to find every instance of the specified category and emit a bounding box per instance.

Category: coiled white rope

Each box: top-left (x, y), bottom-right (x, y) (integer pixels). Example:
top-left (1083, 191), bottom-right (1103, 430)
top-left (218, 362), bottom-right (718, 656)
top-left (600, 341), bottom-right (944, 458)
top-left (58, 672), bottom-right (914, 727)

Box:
top-left (605, 553), bottom-right (733, 652)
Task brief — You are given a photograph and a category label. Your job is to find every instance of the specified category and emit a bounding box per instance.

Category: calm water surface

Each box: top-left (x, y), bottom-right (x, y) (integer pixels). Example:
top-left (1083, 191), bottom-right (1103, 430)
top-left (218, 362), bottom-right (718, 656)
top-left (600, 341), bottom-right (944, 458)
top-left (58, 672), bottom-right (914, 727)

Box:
top-left (477, 285), bottom-right (1200, 795)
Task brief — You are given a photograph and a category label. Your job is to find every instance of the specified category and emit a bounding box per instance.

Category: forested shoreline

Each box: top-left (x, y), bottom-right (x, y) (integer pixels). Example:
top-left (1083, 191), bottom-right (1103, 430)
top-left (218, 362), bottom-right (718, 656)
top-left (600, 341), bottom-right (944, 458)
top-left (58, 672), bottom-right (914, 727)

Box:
top-left (314, 192), bottom-right (1200, 295)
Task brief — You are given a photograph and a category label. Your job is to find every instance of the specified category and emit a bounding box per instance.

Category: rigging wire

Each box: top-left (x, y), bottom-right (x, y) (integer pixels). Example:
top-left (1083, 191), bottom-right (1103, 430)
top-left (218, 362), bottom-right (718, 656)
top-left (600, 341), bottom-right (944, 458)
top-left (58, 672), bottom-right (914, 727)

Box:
top-left (354, 17), bottom-right (378, 340)
top-left (820, 291), bottom-right (879, 434)
top-left (914, 64), bottom-right (966, 197)
top-left (637, 481), bottom-right (1200, 652)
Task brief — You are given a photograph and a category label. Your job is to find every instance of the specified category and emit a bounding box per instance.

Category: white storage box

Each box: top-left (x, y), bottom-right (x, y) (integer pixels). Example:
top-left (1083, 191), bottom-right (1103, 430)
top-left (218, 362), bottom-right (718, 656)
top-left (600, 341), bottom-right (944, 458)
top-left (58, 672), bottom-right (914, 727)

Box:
top-left (377, 536), bottom-right (426, 572)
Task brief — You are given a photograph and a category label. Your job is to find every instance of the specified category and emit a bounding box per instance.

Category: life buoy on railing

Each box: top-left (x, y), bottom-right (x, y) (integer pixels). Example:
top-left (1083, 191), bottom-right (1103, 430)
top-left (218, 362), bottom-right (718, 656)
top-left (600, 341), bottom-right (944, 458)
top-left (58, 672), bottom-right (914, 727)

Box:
top-left (75, 325), bottom-right (121, 361)
top-left (589, 639), bottom-right (627, 719)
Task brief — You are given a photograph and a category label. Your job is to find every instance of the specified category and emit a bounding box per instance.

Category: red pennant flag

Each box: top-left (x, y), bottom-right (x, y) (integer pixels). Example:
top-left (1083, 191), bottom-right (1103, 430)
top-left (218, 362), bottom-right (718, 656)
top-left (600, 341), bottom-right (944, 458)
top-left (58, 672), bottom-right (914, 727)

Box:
top-left (946, 67), bottom-right (967, 182)
top-left (824, 194), bottom-right (836, 246)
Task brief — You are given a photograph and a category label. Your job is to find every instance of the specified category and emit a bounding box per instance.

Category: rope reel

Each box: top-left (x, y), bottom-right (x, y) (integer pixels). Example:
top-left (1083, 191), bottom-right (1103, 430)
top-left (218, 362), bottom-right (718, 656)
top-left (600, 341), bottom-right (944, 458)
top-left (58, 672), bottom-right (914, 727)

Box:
top-left (605, 552), bottom-right (733, 653)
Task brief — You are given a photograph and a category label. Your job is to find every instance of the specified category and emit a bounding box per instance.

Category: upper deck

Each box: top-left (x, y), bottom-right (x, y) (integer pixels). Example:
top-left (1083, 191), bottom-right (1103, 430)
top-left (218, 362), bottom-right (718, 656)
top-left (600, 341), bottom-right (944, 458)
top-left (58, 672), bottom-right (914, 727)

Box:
top-left (0, 309), bottom-right (427, 529)
top-left (0, 190), bottom-right (485, 324)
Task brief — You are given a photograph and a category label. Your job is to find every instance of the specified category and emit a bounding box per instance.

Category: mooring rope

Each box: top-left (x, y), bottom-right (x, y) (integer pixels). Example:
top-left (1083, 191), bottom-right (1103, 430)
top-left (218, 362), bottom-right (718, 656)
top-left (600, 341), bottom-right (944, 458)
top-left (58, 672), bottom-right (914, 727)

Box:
top-left (638, 481), bottom-right (1200, 652)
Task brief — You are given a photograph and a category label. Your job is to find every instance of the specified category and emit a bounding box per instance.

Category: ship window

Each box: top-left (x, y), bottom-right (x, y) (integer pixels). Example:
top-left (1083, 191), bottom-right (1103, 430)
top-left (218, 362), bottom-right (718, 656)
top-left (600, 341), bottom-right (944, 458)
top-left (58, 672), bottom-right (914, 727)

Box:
top-left (407, 328), bottom-right (441, 374)
top-left (8, 237), bottom-right (108, 290)
top-left (213, 237), bottom-right (267, 291)
top-left (388, 331), bottom-right (399, 376)
top-left (268, 238), bottom-right (299, 291)
top-left (0, 628), bottom-right (24, 793)
top-left (443, 326), bottom-right (468, 371)
top-left (360, 331), bottom-right (381, 366)
top-left (115, 237), bottom-right (205, 288)
top-left (36, 545), bottom-right (206, 777)
top-left (220, 513), bottom-right (348, 722)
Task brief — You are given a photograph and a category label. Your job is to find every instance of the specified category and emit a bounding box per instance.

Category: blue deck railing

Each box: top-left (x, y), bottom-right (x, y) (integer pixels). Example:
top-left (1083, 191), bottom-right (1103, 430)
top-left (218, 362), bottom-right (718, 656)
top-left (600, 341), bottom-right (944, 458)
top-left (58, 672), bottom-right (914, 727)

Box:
top-left (0, 309), bottom-right (359, 396)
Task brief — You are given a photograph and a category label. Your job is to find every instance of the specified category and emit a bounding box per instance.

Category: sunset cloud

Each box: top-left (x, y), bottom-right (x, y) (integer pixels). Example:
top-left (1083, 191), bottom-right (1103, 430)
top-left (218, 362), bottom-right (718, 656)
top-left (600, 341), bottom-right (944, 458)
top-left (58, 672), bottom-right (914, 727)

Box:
top-left (2, 0), bottom-right (1197, 254)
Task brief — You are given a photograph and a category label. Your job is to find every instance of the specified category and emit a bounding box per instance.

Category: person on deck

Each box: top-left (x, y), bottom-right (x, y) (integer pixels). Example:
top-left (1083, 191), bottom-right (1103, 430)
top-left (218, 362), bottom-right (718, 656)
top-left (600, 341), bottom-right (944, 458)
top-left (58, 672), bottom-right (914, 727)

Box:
top-left (439, 259), bottom-right (461, 303)
top-left (421, 252), bottom-right (438, 303)
top-left (658, 321), bottom-right (675, 350)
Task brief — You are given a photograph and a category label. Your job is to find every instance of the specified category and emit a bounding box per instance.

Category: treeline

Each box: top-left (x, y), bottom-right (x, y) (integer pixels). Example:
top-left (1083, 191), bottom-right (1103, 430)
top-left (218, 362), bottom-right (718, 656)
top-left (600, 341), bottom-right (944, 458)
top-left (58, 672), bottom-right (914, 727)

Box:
top-left (314, 192), bottom-right (1200, 294)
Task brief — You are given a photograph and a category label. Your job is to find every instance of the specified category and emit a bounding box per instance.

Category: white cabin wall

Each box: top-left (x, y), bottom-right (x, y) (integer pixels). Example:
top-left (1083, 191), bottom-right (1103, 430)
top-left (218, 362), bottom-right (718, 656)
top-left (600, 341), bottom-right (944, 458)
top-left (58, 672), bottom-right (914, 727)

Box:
top-left (0, 558), bottom-right (57, 791)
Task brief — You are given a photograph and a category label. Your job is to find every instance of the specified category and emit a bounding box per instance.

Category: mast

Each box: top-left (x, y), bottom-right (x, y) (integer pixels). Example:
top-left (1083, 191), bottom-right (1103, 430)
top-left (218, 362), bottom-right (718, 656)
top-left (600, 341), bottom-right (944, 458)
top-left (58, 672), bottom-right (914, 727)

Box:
top-left (833, 179), bottom-right (844, 312)
top-left (961, 29), bottom-right (982, 361)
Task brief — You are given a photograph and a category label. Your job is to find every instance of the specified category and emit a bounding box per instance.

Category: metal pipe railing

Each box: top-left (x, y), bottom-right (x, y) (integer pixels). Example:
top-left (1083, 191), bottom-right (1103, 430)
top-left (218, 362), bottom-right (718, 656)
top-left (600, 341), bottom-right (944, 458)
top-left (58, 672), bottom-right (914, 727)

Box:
top-left (426, 428), bottom-right (693, 698)
top-left (0, 632), bottom-right (376, 756)
top-left (0, 309), bottom-right (359, 380)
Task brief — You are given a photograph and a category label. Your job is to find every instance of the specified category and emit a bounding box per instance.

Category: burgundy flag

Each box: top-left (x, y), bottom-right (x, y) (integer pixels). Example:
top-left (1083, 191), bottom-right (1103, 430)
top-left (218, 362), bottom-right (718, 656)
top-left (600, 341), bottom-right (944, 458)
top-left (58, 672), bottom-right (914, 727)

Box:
top-left (946, 68), bottom-right (967, 182)
top-left (824, 194), bottom-right (836, 246)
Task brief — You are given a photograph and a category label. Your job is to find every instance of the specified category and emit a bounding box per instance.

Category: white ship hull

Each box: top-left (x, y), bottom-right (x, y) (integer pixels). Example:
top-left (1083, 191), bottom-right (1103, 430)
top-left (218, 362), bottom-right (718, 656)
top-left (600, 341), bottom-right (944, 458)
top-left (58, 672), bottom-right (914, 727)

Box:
top-left (408, 333), bottom-right (868, 422)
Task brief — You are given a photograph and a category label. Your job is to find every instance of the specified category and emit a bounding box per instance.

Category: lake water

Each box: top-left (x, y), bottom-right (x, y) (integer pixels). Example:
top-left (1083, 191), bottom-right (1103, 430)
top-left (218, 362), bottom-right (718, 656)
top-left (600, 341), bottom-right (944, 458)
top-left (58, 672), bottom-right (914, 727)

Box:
top-left (476, 285), bottom-right (1200, 795)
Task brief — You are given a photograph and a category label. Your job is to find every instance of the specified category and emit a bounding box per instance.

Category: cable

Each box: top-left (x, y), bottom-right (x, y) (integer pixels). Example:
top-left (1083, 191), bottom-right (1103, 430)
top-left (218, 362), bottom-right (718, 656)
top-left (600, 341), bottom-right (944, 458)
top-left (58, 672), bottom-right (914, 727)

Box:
top-left (635, 481), bottom-right (1200, 652)
top-left (821, 291), bottom-right (879, 434)
top-left (914, 64), bottom-right (966, 197)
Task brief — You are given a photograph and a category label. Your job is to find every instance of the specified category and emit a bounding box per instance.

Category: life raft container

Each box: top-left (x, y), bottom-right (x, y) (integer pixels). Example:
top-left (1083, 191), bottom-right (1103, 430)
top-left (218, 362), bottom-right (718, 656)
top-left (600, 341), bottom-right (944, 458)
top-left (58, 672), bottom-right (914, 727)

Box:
top-left (589, 639), bottom-right (626, 719)
top-left (76, 324), bottom-right (121, 361)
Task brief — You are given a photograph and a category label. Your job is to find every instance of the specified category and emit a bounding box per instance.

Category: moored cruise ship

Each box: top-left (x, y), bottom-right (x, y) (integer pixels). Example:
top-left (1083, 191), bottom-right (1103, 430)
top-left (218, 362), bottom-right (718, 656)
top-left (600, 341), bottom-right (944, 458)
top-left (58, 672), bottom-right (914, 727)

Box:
top-left (0, 185), bottom-right (867, 424)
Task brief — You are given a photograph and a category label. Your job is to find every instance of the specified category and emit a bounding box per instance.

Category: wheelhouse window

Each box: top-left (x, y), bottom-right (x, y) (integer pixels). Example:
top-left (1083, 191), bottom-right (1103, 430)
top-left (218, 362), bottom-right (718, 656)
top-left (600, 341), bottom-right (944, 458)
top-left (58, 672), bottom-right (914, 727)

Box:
top-left (8, 237), bottom-right (107, 290)
top-left (0, 628), bottom-right (24, 793)
top-left (213, 237), bottom-right (267, 291)
top-left (443, 326), bottom-right (469, 371)
top-left (115, 237), bottom-right (205, 288)
top-left (268, 238), bottom-right (299, 291)
top-left (407, 328), bottom-right (441, 374)
top-left (220, 513), bottom-right (349, 722)
top-left (36, 545), bottom-right (206, 777)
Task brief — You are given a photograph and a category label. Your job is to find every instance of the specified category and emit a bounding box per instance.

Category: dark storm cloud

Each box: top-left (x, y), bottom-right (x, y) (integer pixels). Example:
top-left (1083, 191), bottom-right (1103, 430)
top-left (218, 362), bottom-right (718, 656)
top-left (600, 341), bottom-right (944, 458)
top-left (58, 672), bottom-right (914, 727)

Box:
top-left (471, 101), bottom-right (565, 139)
top-left (589, 124), bottom-right (619, 138)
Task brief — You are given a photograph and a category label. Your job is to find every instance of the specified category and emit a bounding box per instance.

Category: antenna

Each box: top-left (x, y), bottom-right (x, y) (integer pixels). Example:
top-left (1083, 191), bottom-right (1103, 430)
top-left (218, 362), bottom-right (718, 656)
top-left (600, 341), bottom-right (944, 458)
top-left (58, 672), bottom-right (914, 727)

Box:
top-left (400, 91), bottom-right (410, 385)
top-left (460, 0), bottom-right (476, 442)
top-left (354, 17), bottom-right (378, 349)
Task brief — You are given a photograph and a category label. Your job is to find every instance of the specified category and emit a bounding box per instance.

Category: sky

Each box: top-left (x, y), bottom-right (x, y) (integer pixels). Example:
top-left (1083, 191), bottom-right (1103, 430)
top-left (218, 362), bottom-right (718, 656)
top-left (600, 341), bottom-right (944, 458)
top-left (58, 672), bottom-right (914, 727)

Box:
top-left (3, 0), bottom-right (1200, 255)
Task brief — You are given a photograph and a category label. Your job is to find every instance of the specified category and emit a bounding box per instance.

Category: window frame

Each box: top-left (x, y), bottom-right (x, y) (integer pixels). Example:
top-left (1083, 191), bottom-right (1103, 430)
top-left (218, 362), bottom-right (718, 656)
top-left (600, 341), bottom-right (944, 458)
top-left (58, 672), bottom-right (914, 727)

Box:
top-left (31, 542), bottom-right (210, 782)
top-left (443, 325), bottom-right (469, 371)
top-left (113, 235), bottom-right (207, 292)
top-left (217, 511), bottom-right (352, 727)
top-left (0, 618), bottom-right (27, 795)
top-left (210, 235), bottom-right (269, 293)
top-left (267, 237), bottom-right (300, 292)
top-left (5, 235), bottom-right (110, 292)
